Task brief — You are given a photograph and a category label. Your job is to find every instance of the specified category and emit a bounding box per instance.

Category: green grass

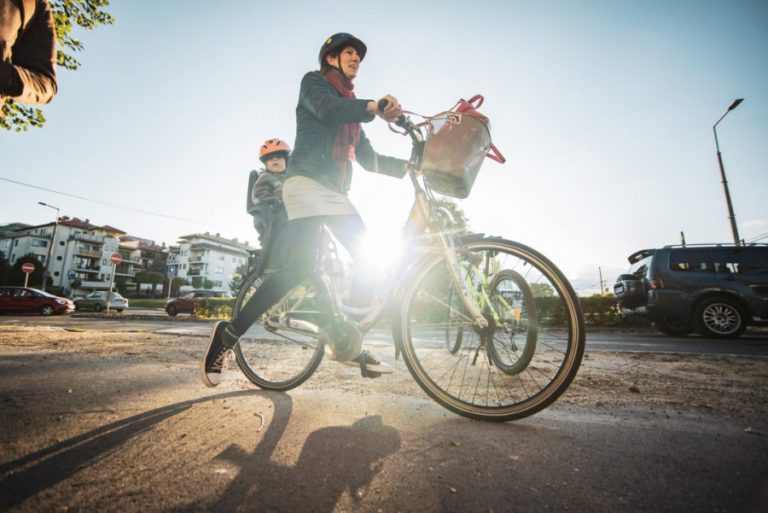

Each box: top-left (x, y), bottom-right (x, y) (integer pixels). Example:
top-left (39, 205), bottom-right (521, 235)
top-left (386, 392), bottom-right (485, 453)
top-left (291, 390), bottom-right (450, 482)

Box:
top-left (127, 299), bottom-right (167, 309)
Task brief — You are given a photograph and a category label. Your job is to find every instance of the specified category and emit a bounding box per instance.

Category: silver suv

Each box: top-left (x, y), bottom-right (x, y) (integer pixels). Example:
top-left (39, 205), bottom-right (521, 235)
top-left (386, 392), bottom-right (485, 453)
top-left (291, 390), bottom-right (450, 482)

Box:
top-left (614, 244), bottom-right (768, 338)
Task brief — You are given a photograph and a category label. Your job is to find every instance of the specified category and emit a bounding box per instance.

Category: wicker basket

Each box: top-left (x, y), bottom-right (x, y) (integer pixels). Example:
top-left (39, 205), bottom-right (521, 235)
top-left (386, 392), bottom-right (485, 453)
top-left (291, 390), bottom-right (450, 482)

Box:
top-left (422, 112), bottom-right (491, 199)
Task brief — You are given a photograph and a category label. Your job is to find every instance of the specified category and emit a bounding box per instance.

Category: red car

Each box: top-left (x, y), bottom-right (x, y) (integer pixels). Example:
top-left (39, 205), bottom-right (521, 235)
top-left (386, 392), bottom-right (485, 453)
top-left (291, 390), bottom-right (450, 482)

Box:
top-left (165, 289), bottom-right (232, 316)
top-left (0, 286), bottom-right (75, 316)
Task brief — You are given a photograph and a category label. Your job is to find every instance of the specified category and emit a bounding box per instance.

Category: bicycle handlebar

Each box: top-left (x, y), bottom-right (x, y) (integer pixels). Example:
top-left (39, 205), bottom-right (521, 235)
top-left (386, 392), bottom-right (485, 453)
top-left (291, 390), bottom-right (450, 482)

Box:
top-left (377, 98), bottom-right (408, 128)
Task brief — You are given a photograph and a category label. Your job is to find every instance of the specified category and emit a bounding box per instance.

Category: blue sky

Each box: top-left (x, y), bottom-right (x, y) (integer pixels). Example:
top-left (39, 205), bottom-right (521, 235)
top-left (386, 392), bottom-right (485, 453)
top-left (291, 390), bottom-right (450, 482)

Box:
top-left (1, 0), bottom-right (766, 294)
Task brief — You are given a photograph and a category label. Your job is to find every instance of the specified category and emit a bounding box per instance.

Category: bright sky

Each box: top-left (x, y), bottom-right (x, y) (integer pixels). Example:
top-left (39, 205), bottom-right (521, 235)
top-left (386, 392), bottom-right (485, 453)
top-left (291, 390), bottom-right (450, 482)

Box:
top-left (1, 0), bottom-right (766, 294)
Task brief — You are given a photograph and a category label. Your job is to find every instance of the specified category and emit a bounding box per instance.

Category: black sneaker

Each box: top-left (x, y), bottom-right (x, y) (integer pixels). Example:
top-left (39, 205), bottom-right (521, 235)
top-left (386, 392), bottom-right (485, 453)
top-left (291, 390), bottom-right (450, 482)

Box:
top-left (343, 349), bottom-right (393, 378)
top-left (200, 321), bottom-right (232, 387)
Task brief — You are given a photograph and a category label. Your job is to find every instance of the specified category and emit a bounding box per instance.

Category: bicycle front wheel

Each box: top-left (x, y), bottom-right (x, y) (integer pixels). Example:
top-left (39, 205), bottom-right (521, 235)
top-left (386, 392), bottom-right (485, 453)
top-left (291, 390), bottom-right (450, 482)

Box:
top-left (232, 271), bottom-right (325, 391)
top-left (395, 237), bottom-right (585, 421)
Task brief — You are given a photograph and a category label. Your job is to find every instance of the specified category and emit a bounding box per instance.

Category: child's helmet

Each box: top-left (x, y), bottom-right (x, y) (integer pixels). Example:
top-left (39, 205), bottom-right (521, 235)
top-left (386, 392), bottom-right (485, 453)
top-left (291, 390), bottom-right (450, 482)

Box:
top-left (259, 138), bottom-right (291, 163)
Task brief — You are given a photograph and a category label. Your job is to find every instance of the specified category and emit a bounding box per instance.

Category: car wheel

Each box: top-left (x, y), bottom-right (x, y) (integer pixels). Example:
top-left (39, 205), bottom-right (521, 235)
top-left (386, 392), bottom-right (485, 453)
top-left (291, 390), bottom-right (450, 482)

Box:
top-left (654, 319), bottom-right (692, 337)
top-left (167, 305), bottom-right (177, 317)
top-left (94, 304), bottom-right (103, 312)
top-left (40, 305), bottom-right (54, 316)
top-left (116, 309), bottom-right (124, 313)
top-left (695, 297), bottom-right (747, 339)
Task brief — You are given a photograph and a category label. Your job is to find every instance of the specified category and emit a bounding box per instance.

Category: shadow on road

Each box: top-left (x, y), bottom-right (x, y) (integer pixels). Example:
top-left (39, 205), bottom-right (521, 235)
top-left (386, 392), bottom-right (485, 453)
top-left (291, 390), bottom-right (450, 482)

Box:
top-left (0, 389), bottom-right (266, 510)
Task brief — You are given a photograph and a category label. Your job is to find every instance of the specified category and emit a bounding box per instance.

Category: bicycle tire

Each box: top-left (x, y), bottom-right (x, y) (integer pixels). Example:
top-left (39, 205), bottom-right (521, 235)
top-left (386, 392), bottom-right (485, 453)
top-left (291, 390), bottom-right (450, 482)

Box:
top-left (445, 283), bottom-right (465, 354)
top-left (394, 237), bottom-right (585, 421)
top-left (486, 269), bottom-right (538, 375)
top-left (232, 271), bottom-right (325, 391)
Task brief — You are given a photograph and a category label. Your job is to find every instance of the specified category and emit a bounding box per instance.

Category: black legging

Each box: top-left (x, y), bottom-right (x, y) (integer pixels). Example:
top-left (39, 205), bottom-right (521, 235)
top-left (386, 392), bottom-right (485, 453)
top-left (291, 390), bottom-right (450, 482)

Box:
top-left (230, 214), bottom-right (368, 337)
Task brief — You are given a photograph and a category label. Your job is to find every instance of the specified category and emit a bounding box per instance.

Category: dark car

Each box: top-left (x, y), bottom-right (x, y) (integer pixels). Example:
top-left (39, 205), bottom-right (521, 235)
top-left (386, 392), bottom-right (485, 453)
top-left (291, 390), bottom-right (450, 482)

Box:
top-left (614, 244), bottom-right (768, 338)
top-left (165, 289), bottom-right (232, 316)
top-left (0, 286), bottom-right (75, 316)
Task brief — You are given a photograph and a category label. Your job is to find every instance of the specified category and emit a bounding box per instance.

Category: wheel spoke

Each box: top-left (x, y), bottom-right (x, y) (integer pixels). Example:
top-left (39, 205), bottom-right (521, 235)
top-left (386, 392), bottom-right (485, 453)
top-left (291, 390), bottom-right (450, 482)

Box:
top-left (399, 239), bottom-right (585, 421)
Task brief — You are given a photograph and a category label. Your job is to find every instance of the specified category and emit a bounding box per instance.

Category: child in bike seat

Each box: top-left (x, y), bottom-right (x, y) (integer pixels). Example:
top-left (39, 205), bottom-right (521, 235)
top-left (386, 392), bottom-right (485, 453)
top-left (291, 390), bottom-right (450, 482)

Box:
top-left (246, 138), bottom-right (291, 271)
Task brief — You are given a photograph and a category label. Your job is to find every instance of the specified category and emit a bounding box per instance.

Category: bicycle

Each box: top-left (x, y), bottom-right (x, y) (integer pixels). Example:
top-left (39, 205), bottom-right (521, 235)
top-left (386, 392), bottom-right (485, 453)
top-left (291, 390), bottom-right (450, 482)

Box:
top-left (231, 98), bottom-right (585, 421)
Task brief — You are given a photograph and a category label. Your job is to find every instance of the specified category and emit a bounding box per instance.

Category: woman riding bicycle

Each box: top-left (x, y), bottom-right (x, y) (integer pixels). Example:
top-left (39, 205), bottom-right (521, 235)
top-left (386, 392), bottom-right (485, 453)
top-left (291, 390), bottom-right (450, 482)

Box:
top-left (201, 32), bottom-right (408, 386)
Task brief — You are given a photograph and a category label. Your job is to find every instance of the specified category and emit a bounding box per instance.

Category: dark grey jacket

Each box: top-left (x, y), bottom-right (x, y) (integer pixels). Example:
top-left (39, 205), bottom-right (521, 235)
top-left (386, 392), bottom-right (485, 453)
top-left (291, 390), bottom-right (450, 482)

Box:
top-left (288, 71), bottom-right (406, 193)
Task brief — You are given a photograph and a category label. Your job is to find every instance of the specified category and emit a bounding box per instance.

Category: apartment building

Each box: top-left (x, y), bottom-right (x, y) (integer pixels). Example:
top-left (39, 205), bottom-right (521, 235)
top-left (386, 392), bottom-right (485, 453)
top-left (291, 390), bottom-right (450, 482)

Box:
top-left (0, 217), bottom-right (149, 294)
top-left (168, 232), bottom-right (253, 293)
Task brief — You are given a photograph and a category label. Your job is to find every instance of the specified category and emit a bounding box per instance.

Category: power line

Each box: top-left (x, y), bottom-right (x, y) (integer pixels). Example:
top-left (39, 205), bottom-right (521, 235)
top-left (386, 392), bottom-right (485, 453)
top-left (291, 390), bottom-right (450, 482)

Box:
top-left (1, 175), bottom-right (208, 225)
top-left (747, 231), bottom-right (768, 242)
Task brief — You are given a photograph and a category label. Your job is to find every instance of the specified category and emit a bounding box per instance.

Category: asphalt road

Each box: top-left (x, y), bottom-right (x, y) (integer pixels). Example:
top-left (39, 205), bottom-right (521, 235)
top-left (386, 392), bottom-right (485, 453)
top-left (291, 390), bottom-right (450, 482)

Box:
top-left (1, 314), bottom-right (767, 512)
top-left (4, 311), bottom-right (768, 357)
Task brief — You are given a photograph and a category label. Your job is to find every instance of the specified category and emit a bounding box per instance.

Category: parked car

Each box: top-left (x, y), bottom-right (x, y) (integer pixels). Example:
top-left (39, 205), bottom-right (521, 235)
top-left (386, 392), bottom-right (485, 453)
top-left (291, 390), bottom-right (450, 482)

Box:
top-left (165, 289), bottom-right (233, 316)
top-left (0, 286), bottom-right (75, 316)
top-left (614, 244), bottom-right (768, 338)
top-left (73, 291), bottom-right (129, 312)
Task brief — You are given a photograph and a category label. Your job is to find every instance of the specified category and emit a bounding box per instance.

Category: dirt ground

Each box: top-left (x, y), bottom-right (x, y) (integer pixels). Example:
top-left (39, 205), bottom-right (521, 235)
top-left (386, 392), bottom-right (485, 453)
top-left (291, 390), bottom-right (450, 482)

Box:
top-left (1, 324), bottom-right (766, 419)
top-left (1, 324), bottom-right (767, 513)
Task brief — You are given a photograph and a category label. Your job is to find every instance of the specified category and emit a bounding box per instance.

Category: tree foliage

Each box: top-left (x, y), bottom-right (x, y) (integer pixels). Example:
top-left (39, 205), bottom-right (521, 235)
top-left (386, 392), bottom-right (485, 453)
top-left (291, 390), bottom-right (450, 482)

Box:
top-left (1, 0), bottom-right (114, 132)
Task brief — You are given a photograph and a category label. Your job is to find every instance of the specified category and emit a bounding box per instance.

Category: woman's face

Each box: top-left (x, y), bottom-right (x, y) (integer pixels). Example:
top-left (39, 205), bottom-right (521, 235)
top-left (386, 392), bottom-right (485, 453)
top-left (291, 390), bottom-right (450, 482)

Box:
top-left (327, 46), bottom-right (361, 79)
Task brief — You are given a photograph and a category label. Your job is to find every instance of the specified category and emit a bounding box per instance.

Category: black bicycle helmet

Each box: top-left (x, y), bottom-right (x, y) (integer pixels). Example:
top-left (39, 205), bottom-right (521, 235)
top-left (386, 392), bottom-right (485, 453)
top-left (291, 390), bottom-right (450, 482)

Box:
top-left (318, 33), bottom-right (367, 65)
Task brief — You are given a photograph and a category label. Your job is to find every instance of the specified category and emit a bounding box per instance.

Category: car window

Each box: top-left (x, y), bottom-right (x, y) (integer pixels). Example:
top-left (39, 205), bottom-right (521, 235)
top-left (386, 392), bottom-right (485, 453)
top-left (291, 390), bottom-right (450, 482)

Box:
top-left (712, 248), bottom-right (768, 274)
top-left (0, 289), bottom-right (12, 297)
top-left (628, 256), bottom-right (653, 278)
top-left (669, 250), bottom-right (712, 273)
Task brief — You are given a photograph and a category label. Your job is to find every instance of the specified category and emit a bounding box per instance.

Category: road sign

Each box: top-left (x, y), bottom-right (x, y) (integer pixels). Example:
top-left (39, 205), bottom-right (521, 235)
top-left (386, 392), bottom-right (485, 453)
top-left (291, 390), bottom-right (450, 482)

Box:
top-left (21, 262), bottom-right (35, 273)
top-left (111, 253), bottom-right (122, 265)
top-left (68, 270), bottom-right (76, 279)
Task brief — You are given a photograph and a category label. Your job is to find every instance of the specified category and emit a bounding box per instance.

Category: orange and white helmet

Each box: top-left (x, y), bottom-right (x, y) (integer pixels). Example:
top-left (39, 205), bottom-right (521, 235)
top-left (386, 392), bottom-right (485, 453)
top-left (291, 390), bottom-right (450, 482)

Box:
top-left (259, 138), bottom-right (291, 163)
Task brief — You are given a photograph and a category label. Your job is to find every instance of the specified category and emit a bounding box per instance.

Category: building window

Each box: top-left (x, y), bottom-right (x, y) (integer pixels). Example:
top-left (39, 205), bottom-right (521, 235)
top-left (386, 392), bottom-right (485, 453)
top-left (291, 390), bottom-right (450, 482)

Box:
top-left (31, 239), bottom-right (48, 248)
top-left (215, 266), bottom-right (224, 274)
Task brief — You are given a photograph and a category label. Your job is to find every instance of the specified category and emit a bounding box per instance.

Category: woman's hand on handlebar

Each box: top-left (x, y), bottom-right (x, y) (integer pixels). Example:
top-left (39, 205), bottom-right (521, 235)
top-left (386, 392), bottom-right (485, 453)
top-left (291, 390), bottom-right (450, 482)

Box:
top-left (369, 95), bottom-right (402, 123)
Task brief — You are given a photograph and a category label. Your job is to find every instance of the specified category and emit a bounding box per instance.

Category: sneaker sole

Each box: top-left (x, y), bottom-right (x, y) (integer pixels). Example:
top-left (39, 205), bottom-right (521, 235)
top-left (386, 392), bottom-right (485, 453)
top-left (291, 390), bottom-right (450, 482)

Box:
top-left (340, 360), bottom-right (394, 374)
top-left (200, 321), bottom-right (227, 387)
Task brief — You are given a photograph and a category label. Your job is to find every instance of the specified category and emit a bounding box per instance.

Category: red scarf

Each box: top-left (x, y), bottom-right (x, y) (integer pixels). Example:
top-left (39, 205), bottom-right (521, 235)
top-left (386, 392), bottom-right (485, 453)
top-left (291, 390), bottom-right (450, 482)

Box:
top-left (324, 70), bottom-right (361, 183)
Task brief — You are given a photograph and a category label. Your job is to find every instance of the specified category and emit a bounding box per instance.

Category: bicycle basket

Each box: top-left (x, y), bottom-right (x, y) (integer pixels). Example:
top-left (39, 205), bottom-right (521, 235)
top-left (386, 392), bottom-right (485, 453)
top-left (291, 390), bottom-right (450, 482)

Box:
top-left (422, 111), bottom-right (491, 199)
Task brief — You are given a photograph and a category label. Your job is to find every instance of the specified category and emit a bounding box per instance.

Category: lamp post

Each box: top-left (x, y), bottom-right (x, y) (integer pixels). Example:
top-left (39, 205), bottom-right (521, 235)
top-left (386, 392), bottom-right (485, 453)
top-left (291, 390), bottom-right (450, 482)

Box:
top-left (38, 202), bottom-right (60, 290)
top-left (713, 98), bottom-right (743, 245)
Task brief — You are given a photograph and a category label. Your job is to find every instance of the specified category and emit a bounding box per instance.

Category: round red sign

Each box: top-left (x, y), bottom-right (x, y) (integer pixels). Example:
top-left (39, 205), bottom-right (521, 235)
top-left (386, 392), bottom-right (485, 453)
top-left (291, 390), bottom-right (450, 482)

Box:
top-left (110, 253), bottom-right (122, 265)
top-left (21, 262), bottom-right (35, 273)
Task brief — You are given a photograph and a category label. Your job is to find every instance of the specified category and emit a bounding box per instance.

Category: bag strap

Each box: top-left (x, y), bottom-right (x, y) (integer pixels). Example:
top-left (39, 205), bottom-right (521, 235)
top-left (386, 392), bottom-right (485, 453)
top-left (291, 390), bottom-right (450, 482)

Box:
top-left (487, 144), bottom-right (506, 164)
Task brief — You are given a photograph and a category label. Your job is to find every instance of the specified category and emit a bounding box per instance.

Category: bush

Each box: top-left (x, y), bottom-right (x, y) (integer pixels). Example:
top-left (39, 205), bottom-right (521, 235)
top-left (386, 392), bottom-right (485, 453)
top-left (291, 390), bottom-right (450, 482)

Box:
top-left (193, 297), bottom-right (235, 320)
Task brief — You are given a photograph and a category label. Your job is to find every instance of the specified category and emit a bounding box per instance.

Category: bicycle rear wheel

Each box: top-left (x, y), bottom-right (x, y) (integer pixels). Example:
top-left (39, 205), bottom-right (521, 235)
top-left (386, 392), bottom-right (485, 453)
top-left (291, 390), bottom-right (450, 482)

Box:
top-left (395, 237), bottom-right (585, 421)
top-left (232, 271), bottom-right (325, 391)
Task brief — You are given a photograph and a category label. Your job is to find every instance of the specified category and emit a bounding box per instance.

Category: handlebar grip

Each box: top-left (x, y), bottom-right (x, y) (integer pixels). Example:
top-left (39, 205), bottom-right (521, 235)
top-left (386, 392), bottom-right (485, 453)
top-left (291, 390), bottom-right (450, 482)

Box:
top-left (377, 98), bottom-right (408, 128)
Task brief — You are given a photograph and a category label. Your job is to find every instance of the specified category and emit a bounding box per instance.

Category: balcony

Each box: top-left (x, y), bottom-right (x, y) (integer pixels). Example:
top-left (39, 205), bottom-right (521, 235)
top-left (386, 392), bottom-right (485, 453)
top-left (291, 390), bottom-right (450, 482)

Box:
top-left (75, 248), bottom-right (101, 258)
top-left (70, 233), bottom-right (103, 244)
top-left (188, 256), bottom-right (204, 263)
top-left (75, 265), bottom-right (100, 273)
top-left (187, 270), bottom-right (201, 276)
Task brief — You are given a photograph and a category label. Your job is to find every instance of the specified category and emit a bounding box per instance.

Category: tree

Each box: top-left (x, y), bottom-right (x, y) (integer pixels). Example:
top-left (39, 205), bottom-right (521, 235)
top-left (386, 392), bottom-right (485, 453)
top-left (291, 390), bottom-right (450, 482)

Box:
top-left (1, 0), bottom-right (114, 132)
top-left (433, 198), bottom-right (470, 234)
top-left (135, 270), bottom-right (165, 297)
top-left (6, 254), bottom-right (43, 287)
top-left (0, 251), bottom-right (9, 285)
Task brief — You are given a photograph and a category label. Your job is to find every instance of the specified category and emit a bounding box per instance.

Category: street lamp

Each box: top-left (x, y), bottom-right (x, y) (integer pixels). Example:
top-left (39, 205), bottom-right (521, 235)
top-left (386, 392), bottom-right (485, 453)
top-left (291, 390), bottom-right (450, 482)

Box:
top-left (38, 202), bottom-right (60, 290)
top-left (713, 98), bottom-right (744, 245)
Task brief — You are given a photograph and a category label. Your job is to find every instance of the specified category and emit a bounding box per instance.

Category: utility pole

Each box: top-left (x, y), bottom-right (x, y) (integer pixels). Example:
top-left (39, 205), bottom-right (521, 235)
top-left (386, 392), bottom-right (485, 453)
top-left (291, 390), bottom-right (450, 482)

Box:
top-left (713, 98), bottom-right (744, 245)
top-left (38, 202), bottom-right (60, 290)
top-left (598, 266), bottom-right (606, 294)
top-left (680, 231), bottom-right (686, 246)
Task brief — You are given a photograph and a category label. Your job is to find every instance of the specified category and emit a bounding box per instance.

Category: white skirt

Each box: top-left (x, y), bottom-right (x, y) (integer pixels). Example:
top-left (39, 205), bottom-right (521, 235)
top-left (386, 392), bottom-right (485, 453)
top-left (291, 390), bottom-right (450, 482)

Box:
top-left (283, 175), bottom-right (359, 220)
